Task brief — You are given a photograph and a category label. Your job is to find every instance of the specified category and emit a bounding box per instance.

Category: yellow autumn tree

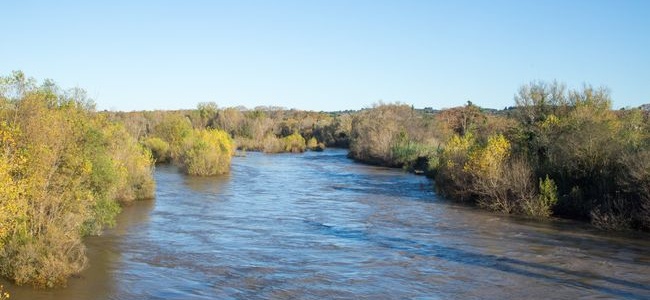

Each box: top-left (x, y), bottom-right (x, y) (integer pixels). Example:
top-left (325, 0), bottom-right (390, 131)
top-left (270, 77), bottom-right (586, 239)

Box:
top-left (463, 134), bottom-right (517, 212)
top-left (435, 132), bottom-right (475, 202)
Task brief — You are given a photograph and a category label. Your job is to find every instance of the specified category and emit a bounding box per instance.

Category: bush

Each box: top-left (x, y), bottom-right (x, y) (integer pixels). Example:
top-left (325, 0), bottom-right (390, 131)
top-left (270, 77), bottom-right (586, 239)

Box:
top-left (282, 132), bottom-right (306, 153)
top-left (143, 137), bottom-right (171, 163)
top-left (391, 133), bottom-right (438, 171)
top-left (306, 137), bottom-right (318, 149)
top-left (435, 133), bottom-right (475, 202)
top-left (436, 133), bottom-right (551, 216)
top-left (179, 129), bottom-right (234, 176)
top-left (306, 136), bottom-right (325, 151)
top-left (153, 115), bottom-right (193, 160)
top-left (537, 176), bottom-right (558, 216)
top-left (262, 134), bottom-right (284, 153)
top-left (465, 134), bottom-right (516, 213)
top-left (102, 123), bottom-right (155, 203)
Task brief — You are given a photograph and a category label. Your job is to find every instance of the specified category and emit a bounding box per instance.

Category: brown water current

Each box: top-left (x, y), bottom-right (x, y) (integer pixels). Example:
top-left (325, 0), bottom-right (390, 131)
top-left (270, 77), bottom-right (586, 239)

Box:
top-left (3, 149), bottom-right (650, 299)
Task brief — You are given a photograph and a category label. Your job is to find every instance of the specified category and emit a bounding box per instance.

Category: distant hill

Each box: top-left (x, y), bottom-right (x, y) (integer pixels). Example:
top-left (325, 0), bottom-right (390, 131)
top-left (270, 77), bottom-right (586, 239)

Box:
top-left (640, 104), bottom-right (650, 111)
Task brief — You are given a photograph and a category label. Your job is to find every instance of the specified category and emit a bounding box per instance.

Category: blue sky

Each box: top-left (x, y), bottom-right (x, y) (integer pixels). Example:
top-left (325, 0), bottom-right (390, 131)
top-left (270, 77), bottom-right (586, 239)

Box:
top-left (2, 0), bottom-right (649, 111)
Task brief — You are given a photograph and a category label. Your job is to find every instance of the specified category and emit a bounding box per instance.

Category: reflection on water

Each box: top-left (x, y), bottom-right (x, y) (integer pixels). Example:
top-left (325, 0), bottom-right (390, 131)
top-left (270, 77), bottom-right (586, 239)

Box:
top-left (4, 149), bottom-right (650, 299)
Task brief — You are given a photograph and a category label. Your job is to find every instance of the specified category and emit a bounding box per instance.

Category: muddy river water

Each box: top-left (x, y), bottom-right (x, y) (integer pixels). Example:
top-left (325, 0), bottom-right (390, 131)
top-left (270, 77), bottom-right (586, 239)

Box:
top-left (4, 149), bottom-right (650, 299)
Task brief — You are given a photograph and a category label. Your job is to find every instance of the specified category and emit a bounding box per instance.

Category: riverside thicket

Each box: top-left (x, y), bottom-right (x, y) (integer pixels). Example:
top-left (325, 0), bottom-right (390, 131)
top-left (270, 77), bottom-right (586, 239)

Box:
top-left (0, 72), bottom-right (155, 287)
top-left (345, 83), bottom-right (650, 231)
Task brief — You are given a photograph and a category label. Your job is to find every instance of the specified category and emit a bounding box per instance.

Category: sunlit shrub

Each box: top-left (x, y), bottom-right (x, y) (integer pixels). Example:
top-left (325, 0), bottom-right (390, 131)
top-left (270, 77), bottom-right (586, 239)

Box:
top-left (102, 124), bottom-right (155, 200)
top-left (179, 129), bottom-right (234, 176)
top-left (282, 132), bottom-right (306, 153)
top-left (435, 133), bottom-right (475, 202)
top-left (306, 136), bottom-right (318, 149)
top-left (464, 134), bottom-right (515, 212)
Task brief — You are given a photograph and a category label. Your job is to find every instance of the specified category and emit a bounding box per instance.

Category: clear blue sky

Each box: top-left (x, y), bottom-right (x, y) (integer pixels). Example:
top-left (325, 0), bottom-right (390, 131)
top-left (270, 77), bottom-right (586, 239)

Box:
top-left (2, 0), bottom-right (649, 111)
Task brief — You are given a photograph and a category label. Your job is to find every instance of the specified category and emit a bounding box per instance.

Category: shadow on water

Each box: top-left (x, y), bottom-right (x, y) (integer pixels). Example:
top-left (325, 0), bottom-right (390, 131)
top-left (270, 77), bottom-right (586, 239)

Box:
top-left (303, 220), bottom-right (650, 300)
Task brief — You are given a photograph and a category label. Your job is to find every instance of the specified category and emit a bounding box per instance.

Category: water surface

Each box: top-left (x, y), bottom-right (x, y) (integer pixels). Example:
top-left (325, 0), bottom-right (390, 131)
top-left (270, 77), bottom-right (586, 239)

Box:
top-left (5, 149), bottom-right (650, 299)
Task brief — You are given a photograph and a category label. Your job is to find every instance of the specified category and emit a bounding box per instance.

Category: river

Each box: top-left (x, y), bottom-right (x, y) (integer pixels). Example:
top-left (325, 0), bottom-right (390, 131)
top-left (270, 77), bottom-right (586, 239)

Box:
top-left (3, 149), bottom-right (650, 299)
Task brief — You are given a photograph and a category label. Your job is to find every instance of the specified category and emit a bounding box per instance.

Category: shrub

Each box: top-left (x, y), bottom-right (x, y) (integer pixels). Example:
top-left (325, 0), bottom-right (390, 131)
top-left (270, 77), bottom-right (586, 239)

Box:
top-left (179, 129), bottom-right (234, 176)
top-left (435, 133), bottom-right (475, 202)
top-left (392, 140), bottom-right (437, 171)
top-left (262, 134), bottom-right (284, 153)
top-left (282, 132), bottom-right (306, 153)
top-left (504, 158), bottom-right (538, 215)
top-left (538, 176), bottom-right (558, 215)
top-left (143, 137), bottom-right (171, 163)
top-left (590, 198), bottom-right (633, 230)
top-left (464, 134), bottom-right (516, 213)
top-left (102, 123), bottom-right (155, 203)
top-left (306, 137), bottom-right (318, 149)
top-left (153, 115), bottom-right (193, 160)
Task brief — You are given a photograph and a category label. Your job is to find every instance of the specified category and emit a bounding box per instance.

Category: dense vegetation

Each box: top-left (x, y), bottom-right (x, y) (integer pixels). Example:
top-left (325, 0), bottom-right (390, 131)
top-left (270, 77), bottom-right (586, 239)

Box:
top-left (349, 103), bottom-right (441, 168)
top-left (346, 83), bottom-right (650, 231)
top-left (0, 72), bottom-right (155, 287)
top-left (107, 104), bottom-right (351, 157)
top-left (137, 113), bottom-right (235, 176)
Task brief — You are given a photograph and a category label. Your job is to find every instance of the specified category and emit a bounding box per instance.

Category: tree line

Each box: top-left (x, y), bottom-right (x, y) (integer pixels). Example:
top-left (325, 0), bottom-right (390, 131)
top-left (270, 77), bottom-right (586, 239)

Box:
top-left (106, 104), bottom-right (352, 157)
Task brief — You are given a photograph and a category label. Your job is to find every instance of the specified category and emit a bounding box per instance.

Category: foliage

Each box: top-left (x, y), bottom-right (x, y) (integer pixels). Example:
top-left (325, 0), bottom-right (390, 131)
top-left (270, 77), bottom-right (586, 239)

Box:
top-left (306, 137), bottom-right (318, 149)
top-left (464, 134), bottom-right (515, 212)
top-left (527, 176), bottom-right (558, 217)
top-left (179, 129), bottom-right (235, 176)
top-left (143, 137), bottom-right (171, 163)
top-left (349, 103), bottom-right (441, 168)
top-left (0, 72), bottom-right (155, 287)
top-left (152, 114), bottom-right (193, 160)
top-left (435, 133), bottom-right (475, 202)
top-left (282, 131), bottom-right (306, 153)
top-left (105, 123), bottom-right (155, 203)
top-left (437, 101), bottom-right (485, 136)
top-left (391, 134), bottom-right (437, 172)
top-left (113, 107), bottom-right (349, 154)
top-left (433, 81), bottom-right (650, 230)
